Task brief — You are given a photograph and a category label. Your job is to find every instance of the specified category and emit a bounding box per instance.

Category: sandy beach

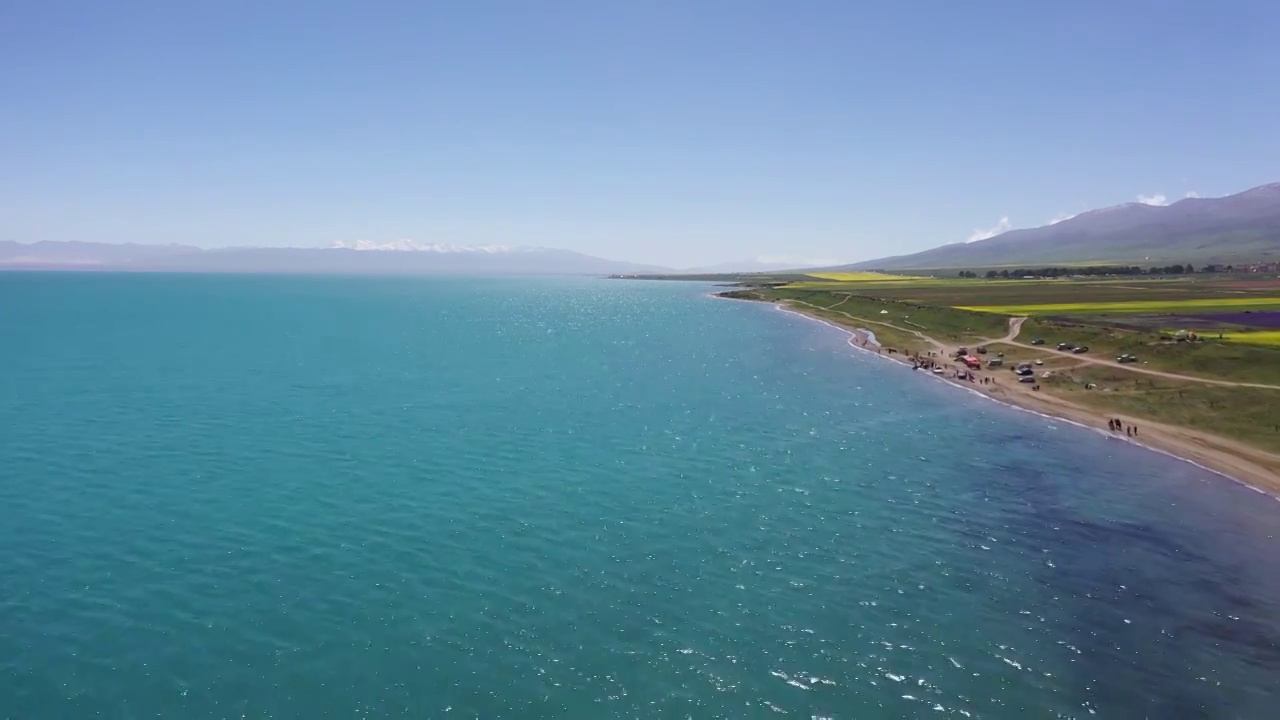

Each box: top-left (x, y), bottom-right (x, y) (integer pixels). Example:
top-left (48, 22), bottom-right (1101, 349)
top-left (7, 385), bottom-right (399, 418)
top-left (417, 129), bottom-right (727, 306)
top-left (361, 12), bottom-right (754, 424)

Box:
top-left (774, 301), bottom-right (1280, 497)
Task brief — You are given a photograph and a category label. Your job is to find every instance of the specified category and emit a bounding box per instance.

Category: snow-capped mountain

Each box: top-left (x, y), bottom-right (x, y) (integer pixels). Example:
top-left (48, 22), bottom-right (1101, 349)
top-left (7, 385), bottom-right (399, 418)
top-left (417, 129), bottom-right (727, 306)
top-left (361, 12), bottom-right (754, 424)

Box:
top-left (839, 181), bottom-right (1280, 269)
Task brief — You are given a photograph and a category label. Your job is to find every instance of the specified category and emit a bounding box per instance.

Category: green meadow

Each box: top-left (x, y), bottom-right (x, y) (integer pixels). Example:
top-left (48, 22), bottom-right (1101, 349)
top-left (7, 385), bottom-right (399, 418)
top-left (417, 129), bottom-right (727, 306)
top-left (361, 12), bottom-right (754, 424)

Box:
top-left (958, 297), bottom-right (1280, 315)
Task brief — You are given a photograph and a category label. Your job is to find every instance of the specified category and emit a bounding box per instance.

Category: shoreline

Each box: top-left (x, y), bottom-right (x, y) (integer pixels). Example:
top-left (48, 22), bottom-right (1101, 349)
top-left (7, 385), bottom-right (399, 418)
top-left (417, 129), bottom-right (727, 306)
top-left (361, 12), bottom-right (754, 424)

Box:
top-left (750, 296), bottom-right (1280, 497)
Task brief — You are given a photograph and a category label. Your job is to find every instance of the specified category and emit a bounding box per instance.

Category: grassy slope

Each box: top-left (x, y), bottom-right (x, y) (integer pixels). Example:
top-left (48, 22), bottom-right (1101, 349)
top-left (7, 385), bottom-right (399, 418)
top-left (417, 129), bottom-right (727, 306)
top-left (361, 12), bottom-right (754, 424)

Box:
top-left (861, 237), bottom-right (1279, 271)
top-left (757, 286), bottom-right (1010, 344)
top-left (846, 216), bottom-right (1280, 270)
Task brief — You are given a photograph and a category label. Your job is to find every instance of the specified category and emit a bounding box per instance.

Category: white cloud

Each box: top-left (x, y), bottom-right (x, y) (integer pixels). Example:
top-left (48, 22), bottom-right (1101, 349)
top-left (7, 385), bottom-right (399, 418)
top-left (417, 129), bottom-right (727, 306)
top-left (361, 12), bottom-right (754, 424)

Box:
top-left (967, 216), bottom-right (1011, 243)
top-left (1136, 193), bottom-right (1168, 206)
top-left (1185, 190), bottom-right (1200, 198)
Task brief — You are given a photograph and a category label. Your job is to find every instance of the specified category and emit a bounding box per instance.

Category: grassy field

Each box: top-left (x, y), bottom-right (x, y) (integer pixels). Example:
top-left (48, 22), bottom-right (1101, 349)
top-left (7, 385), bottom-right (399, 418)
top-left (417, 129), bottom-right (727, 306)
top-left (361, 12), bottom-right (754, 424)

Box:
top-left (721, 286), bottom-right (931, 352)
top-left (959, 297), bottom-right (1280, 315)
top-left (769, 274), bottom-right (1280, 383)
top-left (791, 277), bottom-right (1280, 306)
top-left (790, 303), bottom-right (926, 352)
top-left (726, 274), bottom-right (1280, 379)
top-left (950, 338), bottom-right (1280, 455)
top-left (1018, 317), bottom-right (1280, 385)
top-left (1219, 330), bottom-right (1280, 347)
top-left (1038, 365), bottom-right (1280, 454)
top-left (756, 286), bottom-right (1010, 345)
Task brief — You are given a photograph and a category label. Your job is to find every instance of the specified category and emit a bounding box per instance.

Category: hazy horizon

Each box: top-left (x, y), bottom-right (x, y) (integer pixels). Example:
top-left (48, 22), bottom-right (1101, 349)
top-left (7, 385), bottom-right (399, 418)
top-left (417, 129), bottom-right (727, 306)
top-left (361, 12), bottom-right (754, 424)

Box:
top-left (3, 1), bottom-right (1278, 267)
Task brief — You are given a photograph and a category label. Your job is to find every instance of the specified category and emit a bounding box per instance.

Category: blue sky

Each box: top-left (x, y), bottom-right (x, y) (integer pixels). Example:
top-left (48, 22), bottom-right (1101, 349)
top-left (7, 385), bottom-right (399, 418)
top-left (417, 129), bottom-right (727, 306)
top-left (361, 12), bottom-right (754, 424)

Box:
top-left (2, 1), bottom-right (1278, 267)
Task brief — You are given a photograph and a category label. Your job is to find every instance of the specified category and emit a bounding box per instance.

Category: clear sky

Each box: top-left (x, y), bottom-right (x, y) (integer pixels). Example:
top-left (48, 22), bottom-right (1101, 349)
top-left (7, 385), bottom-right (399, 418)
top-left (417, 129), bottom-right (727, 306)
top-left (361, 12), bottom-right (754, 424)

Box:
top-left (2, 1), bottom-right (1278, 268)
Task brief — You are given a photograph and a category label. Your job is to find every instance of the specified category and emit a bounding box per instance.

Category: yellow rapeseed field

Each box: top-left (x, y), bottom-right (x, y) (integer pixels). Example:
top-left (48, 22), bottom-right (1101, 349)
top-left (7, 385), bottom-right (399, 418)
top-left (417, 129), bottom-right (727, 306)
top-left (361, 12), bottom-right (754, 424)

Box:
top-left (1219, 331), bottom-right (1280, 347)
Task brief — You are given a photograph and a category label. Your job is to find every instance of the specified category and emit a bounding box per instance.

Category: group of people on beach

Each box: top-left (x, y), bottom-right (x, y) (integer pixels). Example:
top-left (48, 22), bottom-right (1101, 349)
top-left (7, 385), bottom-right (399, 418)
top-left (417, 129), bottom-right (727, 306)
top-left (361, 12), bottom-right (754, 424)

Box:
top-left (1108, 418), bottom-right (1139, 437)
top-left (910, 348), bottom-right (1140, 438)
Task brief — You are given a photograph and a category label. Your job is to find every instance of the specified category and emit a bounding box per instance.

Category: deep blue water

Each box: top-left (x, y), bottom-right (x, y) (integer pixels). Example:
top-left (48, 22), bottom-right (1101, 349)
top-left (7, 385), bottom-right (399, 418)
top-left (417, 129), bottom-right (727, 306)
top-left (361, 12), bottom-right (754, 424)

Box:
top-left (2, 273), bottom-right (1279, 719)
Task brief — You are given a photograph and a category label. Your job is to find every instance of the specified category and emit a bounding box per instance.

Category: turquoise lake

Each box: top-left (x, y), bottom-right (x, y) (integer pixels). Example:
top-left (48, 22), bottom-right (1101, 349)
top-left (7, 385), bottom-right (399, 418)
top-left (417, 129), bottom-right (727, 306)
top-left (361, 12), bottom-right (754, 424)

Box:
top-left (2, 273), bottom-right (1279, 718)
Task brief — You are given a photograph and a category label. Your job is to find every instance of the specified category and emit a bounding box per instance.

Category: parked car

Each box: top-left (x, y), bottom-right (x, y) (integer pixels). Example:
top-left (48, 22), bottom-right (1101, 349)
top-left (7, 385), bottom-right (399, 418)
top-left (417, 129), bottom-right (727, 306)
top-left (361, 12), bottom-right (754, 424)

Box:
top-left (1030, 338), bottom-right (1046, 345)
top-left (1072, 346), bottom-right (1089, 354)
top-left (1057, 342), bottom-right (1075, 351)
top-left (1117, 354), bottom-right (1138, 364)
top-left (1018, 375), bottom-right (1036, 383)
top-left (976, 345), bottom-right (988, 354)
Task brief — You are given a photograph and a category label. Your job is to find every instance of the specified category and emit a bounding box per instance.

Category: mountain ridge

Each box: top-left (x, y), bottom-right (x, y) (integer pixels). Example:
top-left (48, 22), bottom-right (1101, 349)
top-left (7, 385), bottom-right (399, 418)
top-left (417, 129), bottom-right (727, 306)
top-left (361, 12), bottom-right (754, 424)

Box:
top-left (841, 182), bottom-right (1280, 270)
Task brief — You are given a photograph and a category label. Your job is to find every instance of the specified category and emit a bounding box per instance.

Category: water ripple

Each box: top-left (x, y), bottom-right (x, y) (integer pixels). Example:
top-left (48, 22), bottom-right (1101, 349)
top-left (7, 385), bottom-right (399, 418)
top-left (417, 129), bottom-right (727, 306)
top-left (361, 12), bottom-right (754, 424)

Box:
top-left (1, 275), bottom-right (1279, 718)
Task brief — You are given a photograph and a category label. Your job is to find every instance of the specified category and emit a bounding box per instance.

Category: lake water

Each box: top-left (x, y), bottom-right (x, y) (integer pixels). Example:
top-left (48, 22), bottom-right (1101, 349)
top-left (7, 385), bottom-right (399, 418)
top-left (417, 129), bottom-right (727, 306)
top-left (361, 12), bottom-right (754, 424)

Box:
top-left (2, 273), bottom-right (1279, 718)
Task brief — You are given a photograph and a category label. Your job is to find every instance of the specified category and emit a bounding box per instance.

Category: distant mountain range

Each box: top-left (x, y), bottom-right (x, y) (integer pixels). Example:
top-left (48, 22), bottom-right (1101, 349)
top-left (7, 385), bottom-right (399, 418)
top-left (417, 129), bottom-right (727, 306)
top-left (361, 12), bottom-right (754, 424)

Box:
top-left (0, 240), bottom-right (671, 276)
top-left (843, 183), bottom-right (1280, 270)
top-left (12, 182), bottom-right (1279, 276)
top-left (683, 258), bottom-right (846, 274)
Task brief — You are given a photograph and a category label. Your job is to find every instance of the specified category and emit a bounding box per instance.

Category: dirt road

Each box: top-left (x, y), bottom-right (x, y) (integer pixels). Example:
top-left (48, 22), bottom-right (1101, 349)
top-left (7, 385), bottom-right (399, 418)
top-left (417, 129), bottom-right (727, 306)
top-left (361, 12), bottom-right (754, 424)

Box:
top-left (1002, 316), bottom-right (1280, 390)
top-left (789, 297), bottom-right (950, 354)
top-left (802, 298), bottom-right (1279, 390)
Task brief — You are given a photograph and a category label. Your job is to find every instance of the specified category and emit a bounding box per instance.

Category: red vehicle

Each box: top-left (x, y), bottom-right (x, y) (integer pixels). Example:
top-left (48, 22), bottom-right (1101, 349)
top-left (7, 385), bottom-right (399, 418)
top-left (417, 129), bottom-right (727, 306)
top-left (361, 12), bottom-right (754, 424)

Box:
top-left (963, 355), bottom-right (982, 369)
